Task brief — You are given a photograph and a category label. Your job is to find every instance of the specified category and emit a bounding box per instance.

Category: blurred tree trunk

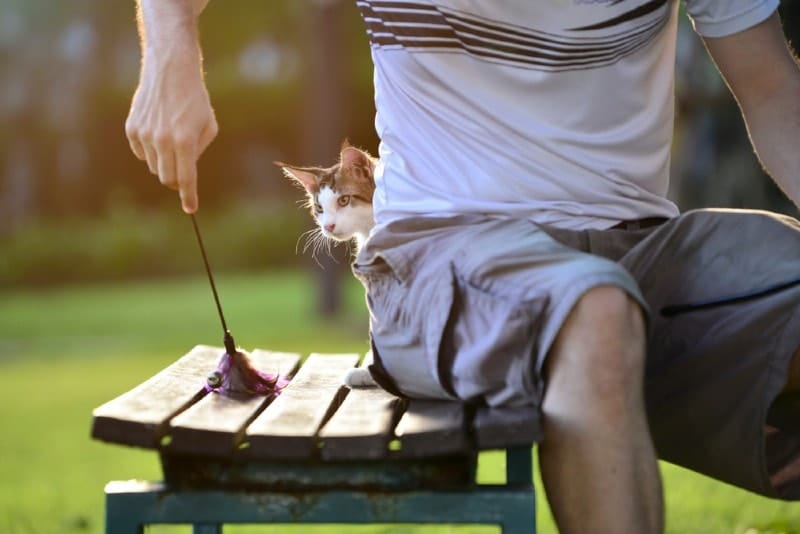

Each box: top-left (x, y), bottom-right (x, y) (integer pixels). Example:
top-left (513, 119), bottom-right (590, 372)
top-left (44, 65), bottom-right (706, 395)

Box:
top-left (308, 0), bottom-right (349, 316)
top-left (2, 135), bottom-right (36, 233)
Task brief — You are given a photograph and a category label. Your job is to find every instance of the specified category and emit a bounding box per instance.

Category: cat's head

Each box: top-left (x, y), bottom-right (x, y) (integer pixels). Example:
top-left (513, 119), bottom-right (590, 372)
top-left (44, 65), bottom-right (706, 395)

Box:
top-left (276, 143), bottom-right (376, 245)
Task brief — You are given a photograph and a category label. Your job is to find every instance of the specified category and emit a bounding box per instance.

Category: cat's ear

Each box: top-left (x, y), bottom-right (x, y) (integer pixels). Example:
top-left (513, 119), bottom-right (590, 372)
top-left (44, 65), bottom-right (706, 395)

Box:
top-left (274, 161), bottom-right (320, 194)
top-left (340, 145), bottom-right (374, 173)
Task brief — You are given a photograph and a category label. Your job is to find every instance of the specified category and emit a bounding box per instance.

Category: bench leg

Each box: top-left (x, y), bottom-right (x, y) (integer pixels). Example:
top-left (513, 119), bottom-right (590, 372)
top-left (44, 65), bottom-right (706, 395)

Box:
top-left (105, 523), bottom-right (142, 534)
top-left (193, 524), bottom-right (222, 534)
top-left (105, 481), bottom-right (149, 534)
top-left (105, 499), bottom-right (142, 534)
top-left (503, 446), bottom-right (536, 534)
top-left (104, 519), bottom-right (142, 534)
top-left (506, 446), bottom-right (533, 485)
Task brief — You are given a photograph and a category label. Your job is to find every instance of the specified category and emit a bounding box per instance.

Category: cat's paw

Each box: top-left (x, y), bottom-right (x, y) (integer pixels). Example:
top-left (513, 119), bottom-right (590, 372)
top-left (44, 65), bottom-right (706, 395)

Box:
top-left (343, 367), bottom-right (377, 388)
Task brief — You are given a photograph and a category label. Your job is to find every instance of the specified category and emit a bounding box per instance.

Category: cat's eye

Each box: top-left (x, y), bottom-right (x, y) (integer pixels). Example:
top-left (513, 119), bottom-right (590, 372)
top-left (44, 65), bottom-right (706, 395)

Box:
top-left (337, 195), bottom-right (351, 207)
top-left (314, 202), bottom-right (323, 213)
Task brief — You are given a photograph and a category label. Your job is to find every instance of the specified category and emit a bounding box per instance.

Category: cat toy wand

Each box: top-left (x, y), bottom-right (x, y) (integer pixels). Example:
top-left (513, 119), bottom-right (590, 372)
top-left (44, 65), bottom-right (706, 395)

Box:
top-left (190, 214), bottom-right (285, 396)
top-left (190, 214), bottom-right (237, 356)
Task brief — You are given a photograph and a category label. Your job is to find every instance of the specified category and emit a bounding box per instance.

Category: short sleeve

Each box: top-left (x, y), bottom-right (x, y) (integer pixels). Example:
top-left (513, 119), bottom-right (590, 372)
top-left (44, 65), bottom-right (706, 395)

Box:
top-left (684, 0), bottom-right (779, 38)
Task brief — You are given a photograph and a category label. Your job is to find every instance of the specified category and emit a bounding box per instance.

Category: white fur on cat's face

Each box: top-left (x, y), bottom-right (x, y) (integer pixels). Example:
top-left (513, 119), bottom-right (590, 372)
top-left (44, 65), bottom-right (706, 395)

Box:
top-left (316, 185), bottom-right (374, 244)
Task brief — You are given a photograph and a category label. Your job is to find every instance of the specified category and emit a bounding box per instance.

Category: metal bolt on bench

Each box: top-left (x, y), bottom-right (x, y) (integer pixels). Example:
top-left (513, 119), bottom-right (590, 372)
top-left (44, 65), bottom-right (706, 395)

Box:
top-left (91, 345), bottom-right (541, 533)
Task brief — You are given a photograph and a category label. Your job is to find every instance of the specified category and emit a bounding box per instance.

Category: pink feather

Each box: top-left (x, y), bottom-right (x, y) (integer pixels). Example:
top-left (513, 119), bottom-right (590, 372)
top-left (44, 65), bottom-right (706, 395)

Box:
top-left (205, 349), bottom-right (288, 397)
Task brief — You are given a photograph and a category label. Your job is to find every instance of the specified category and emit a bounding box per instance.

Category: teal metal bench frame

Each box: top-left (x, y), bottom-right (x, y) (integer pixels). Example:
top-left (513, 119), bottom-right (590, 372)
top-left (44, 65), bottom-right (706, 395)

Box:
top-left (105, 447), bottom-right (535, 533)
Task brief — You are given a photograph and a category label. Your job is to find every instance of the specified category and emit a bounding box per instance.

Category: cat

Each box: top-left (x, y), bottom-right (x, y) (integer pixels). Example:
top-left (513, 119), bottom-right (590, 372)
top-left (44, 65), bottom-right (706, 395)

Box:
top-left (275, 142), bottom-right (378, 388)
top-left (275, 142), bottom-right (377, 253)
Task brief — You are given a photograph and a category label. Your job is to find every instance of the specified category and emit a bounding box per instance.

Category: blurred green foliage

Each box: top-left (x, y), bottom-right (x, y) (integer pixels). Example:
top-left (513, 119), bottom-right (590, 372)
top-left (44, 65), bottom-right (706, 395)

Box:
top-left (0, 203), bottom-right (319, 288)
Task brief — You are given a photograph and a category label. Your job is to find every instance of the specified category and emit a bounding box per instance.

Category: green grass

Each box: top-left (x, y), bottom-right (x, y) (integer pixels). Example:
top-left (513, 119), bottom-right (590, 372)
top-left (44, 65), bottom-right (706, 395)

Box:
top-left (1, 272), bottom-right (799, 533)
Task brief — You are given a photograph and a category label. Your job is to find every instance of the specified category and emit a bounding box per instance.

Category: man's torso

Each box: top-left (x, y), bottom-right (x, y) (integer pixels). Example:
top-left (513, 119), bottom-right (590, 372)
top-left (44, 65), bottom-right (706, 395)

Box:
top-left (357, 0), bottom-right (778, 229)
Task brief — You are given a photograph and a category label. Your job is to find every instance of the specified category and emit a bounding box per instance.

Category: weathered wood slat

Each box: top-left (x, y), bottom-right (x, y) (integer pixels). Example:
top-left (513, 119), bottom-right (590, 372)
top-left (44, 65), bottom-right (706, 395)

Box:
top-left (473, 405), bottom-right (542, 450)
top-left (394, 400), bottom-right (469, 457)
top-left (91, 345), bottom-right (222, 448)
top-left (319, 385), bottom-right (403, 460)
top-left (245, 353), bottom-right (360, 459)
top-left (318, 353), bottom-right (403, 460)
top-left (167, 350), bottom-right (301, 457)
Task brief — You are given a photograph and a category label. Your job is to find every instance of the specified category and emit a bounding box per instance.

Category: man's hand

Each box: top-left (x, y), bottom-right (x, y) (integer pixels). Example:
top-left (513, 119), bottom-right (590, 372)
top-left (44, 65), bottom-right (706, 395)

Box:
top-left (125, 0), bottom-right (215, 213)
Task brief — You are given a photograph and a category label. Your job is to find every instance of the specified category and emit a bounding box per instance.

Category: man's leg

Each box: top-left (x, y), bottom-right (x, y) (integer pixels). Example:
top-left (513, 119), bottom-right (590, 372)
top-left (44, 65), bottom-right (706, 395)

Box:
top-left (538, 286), bottom-right (663, 534)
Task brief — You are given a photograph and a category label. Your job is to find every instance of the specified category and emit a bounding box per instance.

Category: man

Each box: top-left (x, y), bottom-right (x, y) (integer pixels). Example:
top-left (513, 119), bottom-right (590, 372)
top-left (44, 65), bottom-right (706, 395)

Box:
top-left (125, 1), bottom-right (800, 532)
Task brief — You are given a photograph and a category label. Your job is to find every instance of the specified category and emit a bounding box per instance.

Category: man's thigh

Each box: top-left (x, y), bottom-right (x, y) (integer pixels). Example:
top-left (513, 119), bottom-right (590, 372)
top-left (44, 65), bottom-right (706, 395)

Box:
top-left (357, 216), bottom-right (645, 406)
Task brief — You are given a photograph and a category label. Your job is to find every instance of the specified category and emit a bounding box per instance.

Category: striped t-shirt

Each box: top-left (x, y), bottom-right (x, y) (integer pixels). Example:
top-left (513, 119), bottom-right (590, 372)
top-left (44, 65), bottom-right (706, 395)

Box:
top-left (356, 0), bottom-right (779, 230)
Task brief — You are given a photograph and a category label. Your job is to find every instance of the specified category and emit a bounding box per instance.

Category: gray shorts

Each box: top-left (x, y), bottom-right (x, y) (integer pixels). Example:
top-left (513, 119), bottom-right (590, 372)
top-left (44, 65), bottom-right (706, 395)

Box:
top-left (352, 209), bottom-right (800, 499)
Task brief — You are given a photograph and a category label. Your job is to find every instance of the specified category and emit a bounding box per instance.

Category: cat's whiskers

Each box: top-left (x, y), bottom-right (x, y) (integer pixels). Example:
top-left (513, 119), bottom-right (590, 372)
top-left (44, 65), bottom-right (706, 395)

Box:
top-left (300, 227), bottom-right (324, 256)
top-left (296, 227), bottom-right (318, 255)
top-left (299, 226), bottom-right (339, 268)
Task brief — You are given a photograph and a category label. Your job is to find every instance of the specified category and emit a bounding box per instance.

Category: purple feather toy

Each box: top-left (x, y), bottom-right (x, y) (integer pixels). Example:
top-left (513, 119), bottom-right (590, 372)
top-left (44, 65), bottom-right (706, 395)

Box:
top-left (204, 333), bottom-right (288, 396)
top-left (191, 215), bottom-right (287, 397)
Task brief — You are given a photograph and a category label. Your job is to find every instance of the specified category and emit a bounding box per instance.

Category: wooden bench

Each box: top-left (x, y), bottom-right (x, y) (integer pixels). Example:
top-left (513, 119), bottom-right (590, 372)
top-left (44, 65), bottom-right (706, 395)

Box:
top-left (91, 345), bottom-right (542, 533)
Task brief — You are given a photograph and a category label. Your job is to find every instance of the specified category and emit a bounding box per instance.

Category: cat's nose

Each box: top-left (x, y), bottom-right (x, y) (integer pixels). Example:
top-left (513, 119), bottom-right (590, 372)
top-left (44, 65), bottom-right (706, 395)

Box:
top-left (324, 223), bottom-right (336, 232)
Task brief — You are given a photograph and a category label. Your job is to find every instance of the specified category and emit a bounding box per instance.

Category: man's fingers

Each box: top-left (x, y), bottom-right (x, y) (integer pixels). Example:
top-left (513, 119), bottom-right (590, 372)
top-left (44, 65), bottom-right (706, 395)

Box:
top-left (128, 136), bottom-right (146, 161)
top-left (176, 145), bottom-right (199, 213)
top-left (125, 119), bottom-right (147, 161)
top-left (125, 111), bottom-right (146, 160)
top-left (157, 149), bottom-right (178, 190)
top-left (197, 118), bottom-right (219, 154)
top-left (179, 175), bottom-right (199, 213)
top-left (143, 142), bottom-right (160, 177)
top-left (176, 116), bottom-right (216, 213)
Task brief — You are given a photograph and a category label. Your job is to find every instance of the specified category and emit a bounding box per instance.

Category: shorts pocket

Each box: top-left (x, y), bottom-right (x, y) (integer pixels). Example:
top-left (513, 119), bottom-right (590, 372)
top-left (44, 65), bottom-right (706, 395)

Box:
top-left (440, 266), bottom-right (547, 407)
top-left (362, 262), bottom-right (459, 400)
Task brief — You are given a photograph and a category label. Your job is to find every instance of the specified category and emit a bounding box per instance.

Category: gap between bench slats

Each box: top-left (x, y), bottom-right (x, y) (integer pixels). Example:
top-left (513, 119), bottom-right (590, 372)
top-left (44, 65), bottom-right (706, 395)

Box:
top-left (91, 345), bottom-right (223, 448)
top-left (318, 358), bottom-right (540, 460)
top-left (245, 353), bottom-right (360, 459)
top-left (318, 385), bottom-right (403, 460)
top-left (317, 352), bottom-right (401, 461)
top-left (317, 357), bottom-right (474, 461)
top-left (166, 350), bottom-right (301, 457)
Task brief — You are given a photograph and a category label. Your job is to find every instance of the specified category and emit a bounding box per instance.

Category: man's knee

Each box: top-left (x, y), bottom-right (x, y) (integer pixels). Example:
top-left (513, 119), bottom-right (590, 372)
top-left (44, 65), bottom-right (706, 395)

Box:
top-left (545, 285), bottom-right (647, 401)
top-left (571, 284), bottom-right (644, 331)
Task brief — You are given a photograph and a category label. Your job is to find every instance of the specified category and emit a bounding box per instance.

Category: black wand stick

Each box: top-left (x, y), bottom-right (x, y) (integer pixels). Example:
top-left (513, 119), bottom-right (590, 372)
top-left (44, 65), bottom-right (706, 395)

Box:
top-left (189, 214), bottom-right (284, 396)
top-left (190, 214), bottom-right (238, 356)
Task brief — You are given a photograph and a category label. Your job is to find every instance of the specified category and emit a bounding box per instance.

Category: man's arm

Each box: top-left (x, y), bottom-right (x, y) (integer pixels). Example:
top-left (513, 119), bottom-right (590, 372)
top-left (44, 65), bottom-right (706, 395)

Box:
top-left (125, 0), bottom-right (216, 213)
top-left (703, 12), bottom-right (800, 209)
